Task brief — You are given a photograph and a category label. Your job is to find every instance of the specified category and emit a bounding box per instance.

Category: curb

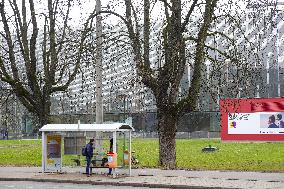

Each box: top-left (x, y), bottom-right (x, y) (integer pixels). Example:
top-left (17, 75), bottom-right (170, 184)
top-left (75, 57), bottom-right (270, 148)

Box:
top-left (0, 177), bottom-right (238, 189)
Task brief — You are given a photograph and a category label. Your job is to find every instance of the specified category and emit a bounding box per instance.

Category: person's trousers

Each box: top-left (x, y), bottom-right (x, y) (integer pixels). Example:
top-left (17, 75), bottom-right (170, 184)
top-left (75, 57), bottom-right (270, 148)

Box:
top-left (86, 156), bottom-right (92, 175)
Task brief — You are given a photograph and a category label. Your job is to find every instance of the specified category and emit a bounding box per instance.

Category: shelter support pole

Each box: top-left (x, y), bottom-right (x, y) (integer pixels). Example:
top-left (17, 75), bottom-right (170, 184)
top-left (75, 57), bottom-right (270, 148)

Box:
top-left (60, 135), bottom-right (63, 173)
top-left (42, 132), bottom-right (46, 173)
top-left (112, 131), bottom-right (117, 178)
top-left (129, 131), bottom-right (132, 176)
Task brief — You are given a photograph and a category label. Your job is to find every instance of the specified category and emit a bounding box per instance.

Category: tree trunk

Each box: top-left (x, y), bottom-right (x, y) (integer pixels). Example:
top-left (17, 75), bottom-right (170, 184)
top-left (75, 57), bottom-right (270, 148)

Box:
top-left (35, 112), bottom-right (47, 133)
top-left (34, 97), bottom-right (51, 133)
top-left (158, 111), bottom-right (177, 169)
top-left (38, 110), bottom-right (49, 127)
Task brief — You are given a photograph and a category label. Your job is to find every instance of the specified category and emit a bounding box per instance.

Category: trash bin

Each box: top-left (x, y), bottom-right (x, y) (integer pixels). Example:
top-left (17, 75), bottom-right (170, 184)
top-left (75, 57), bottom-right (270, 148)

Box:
top-left (107, 152), bottom-right (117, 168)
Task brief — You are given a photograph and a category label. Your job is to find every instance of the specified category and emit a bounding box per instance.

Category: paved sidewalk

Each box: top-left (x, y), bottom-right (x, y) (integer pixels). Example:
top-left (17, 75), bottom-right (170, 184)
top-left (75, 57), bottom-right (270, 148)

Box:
top-left (0, 167), bottom-right (283, 189)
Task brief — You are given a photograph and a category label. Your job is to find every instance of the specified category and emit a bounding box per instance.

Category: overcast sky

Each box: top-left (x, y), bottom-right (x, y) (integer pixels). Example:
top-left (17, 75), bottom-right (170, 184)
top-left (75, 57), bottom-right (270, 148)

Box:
top-left (69, 0), bottom-right (123, 26)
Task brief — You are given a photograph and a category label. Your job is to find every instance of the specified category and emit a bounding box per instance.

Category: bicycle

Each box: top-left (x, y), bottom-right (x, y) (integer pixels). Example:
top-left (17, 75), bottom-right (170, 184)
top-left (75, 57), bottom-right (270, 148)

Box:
top-left (131, 151), bottom-right (139, 166)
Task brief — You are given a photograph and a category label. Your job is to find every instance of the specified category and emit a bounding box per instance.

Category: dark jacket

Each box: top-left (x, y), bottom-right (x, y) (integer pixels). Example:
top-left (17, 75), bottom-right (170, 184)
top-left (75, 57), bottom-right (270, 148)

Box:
top-left (110, 138), bottom-right (113, 152)
top-left (268, 123), bottom-right (278, 128)
top-left (86, 143), bottom-right (94, 157)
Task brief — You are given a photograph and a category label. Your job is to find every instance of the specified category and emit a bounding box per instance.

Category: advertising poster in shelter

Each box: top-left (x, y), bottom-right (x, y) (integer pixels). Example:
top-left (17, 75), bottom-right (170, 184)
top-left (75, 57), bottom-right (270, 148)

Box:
top-left (46, 135), bottom-right (61, 171)
top-left (220, 98), bottom-right (284, 141)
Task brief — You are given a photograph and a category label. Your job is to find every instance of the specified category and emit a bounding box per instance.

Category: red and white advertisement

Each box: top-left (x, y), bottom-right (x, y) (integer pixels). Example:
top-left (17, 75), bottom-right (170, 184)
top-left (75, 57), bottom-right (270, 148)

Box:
top-left (220, 98), bottom-right (284, 141)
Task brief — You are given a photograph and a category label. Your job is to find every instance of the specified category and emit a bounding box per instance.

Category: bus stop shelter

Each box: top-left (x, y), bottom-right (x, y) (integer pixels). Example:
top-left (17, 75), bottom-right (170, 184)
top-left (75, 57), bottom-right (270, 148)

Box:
top-left (39, 122), bottom-right (134, 177)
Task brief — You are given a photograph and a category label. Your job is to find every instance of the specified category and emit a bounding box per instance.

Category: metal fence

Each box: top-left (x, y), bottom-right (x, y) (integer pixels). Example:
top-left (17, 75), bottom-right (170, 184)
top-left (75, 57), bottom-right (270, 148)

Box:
top-left (1, 111), bottom-right (221, 139)
top-left (132, 131), bottom-right (220, 139)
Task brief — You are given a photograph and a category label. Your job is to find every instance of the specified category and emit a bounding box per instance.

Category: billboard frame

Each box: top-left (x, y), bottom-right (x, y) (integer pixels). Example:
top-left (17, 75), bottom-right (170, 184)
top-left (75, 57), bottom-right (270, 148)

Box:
top-left (220, 98), bottom-right (284, 141)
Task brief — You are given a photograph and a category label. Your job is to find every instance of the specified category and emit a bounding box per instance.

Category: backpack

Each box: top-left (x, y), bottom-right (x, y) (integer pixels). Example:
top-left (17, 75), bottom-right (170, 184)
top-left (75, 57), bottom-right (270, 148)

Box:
top-left (82, 146), bottom-right (87, 156)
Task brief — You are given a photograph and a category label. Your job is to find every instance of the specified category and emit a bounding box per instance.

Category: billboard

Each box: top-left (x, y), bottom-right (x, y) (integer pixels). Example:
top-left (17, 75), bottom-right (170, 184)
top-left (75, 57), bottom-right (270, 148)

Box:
top-left (220, 98), bottom-right (284, 141)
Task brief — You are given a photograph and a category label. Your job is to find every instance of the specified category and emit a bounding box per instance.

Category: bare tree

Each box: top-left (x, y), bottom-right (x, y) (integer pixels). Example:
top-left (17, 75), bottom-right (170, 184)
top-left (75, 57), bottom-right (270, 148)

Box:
top-left (87, 0), bottom-right (217, 168)
top-left (0, 0), bottom-right (91, 130)
top-left (89, 0), bottom-right (275, 168)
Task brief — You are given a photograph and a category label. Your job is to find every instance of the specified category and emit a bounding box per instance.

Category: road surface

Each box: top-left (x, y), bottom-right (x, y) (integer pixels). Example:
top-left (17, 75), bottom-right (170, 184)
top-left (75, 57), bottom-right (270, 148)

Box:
top-left (0, 181), bottom-right (166, 189)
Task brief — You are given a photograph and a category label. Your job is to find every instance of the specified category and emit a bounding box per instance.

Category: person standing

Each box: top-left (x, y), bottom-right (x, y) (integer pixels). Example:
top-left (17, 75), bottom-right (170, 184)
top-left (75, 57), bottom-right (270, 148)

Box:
top-left (108, 138), bottom-right (113, 175)
top-left (86, 138), bottom-right (95, 177)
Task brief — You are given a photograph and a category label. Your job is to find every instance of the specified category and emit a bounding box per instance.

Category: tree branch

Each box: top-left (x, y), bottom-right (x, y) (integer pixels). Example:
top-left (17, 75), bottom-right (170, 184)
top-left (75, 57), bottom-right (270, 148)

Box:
top-left (144, 0), bottom-right (150, 66)
top-left (56, 0), bottom-right (71, 55)
top-left (181, 0), bottom-right (198, 32)
top-left (0, 1), bottom-right (20, 81)
top-left (178, 0), bottom-right (218, 113)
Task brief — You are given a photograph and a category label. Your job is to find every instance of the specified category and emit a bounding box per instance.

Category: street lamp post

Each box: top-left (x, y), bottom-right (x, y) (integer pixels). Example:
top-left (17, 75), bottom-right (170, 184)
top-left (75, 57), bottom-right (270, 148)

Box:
top-left (224, 59), bottom-right (230, 83)
top-left (123, 95), bottom-right (126, 122)
top-left (118, 94), bottom-right (127, 122)
top-left (238, 88), bottom-right (242, 99)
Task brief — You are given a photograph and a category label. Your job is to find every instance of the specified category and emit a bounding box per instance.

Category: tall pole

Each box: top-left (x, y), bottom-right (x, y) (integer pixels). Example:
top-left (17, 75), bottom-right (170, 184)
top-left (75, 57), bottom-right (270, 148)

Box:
top-left (94, 0), bottom-right (103, 159)
top-left (95, 0), bottom-right (103, 124)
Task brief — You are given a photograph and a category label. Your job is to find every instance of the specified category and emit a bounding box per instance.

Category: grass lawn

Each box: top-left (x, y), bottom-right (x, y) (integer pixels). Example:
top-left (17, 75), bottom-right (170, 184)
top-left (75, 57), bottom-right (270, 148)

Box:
top-left (0, 138), bottom-right (283, 172)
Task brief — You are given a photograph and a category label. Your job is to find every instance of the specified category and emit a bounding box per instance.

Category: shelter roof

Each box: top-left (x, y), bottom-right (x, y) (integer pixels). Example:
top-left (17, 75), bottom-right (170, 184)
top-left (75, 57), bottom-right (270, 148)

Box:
top-left (39, 123), bottom-right (134, 132)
